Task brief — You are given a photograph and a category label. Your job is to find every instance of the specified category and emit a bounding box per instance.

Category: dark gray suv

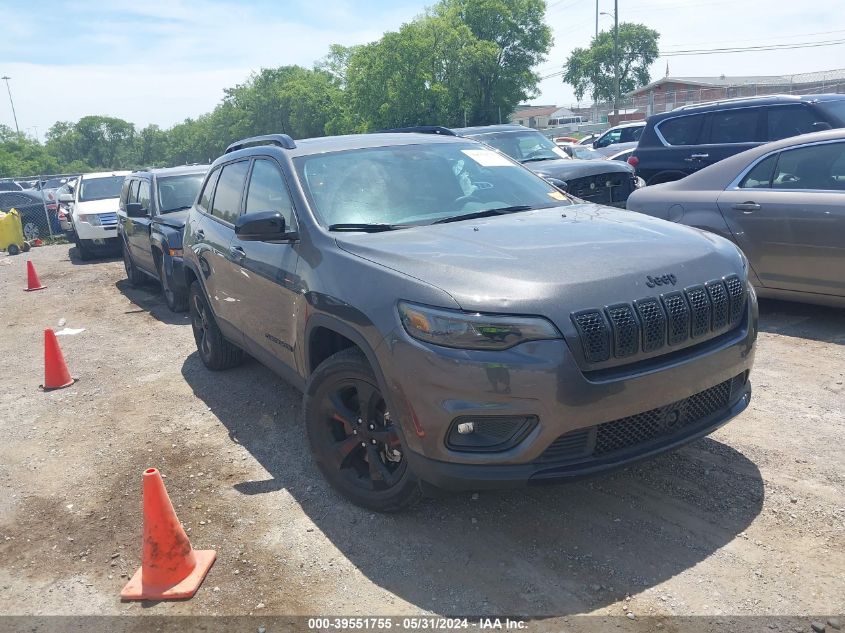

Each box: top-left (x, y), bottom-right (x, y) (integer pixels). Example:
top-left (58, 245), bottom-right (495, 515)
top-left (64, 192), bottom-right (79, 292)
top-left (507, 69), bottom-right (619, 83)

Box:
top-left (182, 132), bottom-right (758, 511)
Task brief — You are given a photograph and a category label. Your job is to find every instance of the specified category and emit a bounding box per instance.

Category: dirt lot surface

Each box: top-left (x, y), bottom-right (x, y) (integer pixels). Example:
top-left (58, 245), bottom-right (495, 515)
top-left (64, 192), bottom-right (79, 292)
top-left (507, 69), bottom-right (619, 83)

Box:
top-left (0, 244), bottom-right (843, 631)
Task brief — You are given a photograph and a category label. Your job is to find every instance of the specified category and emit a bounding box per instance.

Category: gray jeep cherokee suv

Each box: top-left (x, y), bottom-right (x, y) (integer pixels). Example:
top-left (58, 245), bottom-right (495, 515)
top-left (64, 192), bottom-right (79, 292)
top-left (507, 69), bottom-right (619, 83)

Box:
top-left (182, 132), bottom-right (757, 511)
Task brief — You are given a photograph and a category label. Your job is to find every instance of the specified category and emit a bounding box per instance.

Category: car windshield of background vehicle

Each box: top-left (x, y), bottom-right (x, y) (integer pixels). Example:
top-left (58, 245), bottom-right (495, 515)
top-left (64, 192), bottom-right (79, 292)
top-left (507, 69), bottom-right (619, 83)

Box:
top-left (157, 174), bottom-right (206, 213)
top-left (78, 176), bottom-right (125, 202)
top-left (472, 131), bottom-right (569, 163)
top-left (295, 142), bottom-right (572, 229)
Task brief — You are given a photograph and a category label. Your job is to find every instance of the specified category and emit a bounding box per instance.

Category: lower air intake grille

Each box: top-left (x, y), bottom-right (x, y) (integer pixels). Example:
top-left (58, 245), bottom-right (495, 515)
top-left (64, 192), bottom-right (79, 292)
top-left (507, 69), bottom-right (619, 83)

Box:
top-left (537, 373), bottom-right (746, 464)
top-left (594, 377), bottom-right (734, 455)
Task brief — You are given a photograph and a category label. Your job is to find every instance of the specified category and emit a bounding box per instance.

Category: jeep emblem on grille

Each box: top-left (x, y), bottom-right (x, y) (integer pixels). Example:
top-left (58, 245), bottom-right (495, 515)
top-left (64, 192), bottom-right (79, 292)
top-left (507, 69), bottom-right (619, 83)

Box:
top-left (646, 273), bottom-right (678, 288)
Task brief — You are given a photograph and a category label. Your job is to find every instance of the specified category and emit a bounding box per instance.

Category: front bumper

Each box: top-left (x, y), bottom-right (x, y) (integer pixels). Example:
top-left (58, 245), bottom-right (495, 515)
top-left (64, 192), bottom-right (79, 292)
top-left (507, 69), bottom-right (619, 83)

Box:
top-left (382, 300), bottom-right (757, 491)
top-left (74, 218), bottom-right (119, 242)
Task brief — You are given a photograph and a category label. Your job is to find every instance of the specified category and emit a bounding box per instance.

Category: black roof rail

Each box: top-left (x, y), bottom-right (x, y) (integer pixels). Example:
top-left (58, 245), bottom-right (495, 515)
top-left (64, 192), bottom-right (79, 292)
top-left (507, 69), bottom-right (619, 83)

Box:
top-left (378, 126), bottom-right (457, 136)
top-left (225, 134), bottom-right (296, 154)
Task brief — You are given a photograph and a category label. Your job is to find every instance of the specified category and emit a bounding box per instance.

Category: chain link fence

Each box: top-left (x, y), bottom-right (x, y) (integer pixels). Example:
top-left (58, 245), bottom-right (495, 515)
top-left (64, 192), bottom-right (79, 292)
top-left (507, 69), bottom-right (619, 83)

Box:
top-left (0, 173), bottom-right (80, 242)
top-left (568, 69), bottom-right (845, 126)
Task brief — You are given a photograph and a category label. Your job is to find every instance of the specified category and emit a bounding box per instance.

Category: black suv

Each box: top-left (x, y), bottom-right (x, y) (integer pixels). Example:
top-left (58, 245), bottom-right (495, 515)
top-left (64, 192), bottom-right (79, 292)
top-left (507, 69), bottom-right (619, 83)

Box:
top-left (630, 94), bottom-right (845, 185)
top-left (118, 166), bottom-right (208, 311)
top-left (182, 132), bottom-right (756, 511)
top-left (449, 124), bottom-right (641, 206)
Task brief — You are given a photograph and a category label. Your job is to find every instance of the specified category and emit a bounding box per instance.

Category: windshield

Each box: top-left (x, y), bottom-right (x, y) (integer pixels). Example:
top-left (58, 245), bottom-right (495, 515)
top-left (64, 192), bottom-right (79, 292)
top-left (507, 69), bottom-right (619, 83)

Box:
top-left (817, 99), bottom-right (845, 125)
top-left (466, 131), bottom-right (569, 163)
top-left (78, 176), bottom-right (125, 202)
top-left (294, 141), bottom-right (571, 228)
top-left (157, 173), bottom-right (206, 213)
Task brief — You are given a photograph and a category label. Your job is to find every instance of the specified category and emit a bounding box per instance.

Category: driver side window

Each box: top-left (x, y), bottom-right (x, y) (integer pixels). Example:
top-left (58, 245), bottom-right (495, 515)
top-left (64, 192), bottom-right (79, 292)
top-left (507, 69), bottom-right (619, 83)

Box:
top-left (244, 160), bottom-right (296, 228)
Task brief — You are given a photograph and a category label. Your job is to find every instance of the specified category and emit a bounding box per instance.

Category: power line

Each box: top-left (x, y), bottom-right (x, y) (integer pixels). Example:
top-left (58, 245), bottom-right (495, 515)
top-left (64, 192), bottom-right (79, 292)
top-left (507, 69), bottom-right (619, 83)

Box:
top-left (660, 38), bottom-right (845, 56)
top-left (662, 28), bottom-right (845, 50)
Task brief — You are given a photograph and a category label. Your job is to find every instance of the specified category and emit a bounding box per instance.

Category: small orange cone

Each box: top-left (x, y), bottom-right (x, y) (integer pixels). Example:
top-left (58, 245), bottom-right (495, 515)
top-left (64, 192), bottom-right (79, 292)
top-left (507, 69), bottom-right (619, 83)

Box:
top-left (42, 329), bottom-right (75, 390)
top-left (24, 260), bottom-right (46, 291)
top-left (121, 468), bottom-right (216, 600)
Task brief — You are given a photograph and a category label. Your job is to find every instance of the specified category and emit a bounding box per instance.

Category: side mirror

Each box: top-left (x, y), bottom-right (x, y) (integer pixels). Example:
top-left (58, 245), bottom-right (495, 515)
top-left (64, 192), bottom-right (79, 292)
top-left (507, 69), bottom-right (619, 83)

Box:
top-left (58, 193), bottom-right (73, 203)
top-left (126, 202), bottom-right (147, 218)
top-left (545, 177), bottom-right (568, 193)
top-left (235, 211), bottom-right (296, 241)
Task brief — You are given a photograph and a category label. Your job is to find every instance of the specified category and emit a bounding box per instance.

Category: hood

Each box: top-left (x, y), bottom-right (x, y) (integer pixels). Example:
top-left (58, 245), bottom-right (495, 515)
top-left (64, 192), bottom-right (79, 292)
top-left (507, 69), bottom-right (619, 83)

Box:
top-left (152, 209), bottom-right (188, 229)
top-left (525, 158), bottom-right (633, 181)
top-left (336, 204), bottom-right (745, 320)
top-left (74, 198), bottom-right (120, 215)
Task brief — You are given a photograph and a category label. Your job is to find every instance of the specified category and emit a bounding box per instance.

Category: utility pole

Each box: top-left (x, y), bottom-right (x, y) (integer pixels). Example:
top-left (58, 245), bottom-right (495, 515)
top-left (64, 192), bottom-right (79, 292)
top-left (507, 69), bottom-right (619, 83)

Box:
top-left (2, 76), bottom-right (20, 134)
top-left (595, 0), bottom-right (599, 40)
top-left (613, 0), bottom-right (620, 123)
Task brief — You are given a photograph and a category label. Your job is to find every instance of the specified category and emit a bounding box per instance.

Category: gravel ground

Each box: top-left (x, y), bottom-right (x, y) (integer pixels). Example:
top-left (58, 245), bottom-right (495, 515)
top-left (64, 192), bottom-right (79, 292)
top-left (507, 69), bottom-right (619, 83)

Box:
top-left (0, 244), bottom-right (843, 631)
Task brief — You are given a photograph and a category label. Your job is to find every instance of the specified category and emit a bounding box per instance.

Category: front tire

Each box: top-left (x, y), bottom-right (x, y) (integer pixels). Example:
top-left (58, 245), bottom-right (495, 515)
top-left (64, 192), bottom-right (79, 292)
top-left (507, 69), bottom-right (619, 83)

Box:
top-left (123, 241), bottom-right (145, 286)
top-left (157, 256), bottom-right (188, 312)
top-left (304, 348), bottom-right (421, 512)
top-left (189, 281), bottom-right (243, 370)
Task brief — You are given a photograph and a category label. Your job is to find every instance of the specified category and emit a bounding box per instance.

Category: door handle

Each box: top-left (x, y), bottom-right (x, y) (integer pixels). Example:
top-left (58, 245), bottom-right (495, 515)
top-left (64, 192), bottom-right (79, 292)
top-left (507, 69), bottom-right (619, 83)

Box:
top-left (732, 202), bottom-right (761, 213)
top-left (229, 245), bottom-right (246, 261)
top-left (690, 153), bottom-right (709, 159)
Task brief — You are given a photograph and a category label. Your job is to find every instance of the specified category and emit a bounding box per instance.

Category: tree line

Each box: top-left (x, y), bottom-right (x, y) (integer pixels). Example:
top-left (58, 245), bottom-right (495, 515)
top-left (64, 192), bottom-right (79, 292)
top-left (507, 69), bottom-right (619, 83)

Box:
top-left (1, 0), bottom-right (553, 177)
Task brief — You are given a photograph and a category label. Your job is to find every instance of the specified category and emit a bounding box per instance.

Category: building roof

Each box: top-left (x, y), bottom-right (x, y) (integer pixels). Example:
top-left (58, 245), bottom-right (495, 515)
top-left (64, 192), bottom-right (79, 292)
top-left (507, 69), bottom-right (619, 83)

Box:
top-left (510, 105), bottom-right (560, 119)
top-left (630, 68), bottom-right (845, 96)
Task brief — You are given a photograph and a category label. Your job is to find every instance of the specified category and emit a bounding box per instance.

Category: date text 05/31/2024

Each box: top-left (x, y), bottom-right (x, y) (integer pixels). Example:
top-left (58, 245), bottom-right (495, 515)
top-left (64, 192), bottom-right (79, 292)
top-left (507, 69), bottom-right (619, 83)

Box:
top-left (307, 617), bottom-right (528, 630)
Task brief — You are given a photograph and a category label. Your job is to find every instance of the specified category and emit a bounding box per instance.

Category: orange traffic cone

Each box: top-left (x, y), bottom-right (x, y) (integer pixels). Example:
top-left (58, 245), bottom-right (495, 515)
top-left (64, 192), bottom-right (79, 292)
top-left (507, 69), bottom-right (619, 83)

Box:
top-left (41, 329), bottom-right (75, 390)
top-left (24, 260), bottom-right (46, 291)
top-left (121, 468), bottom-right (216, 600)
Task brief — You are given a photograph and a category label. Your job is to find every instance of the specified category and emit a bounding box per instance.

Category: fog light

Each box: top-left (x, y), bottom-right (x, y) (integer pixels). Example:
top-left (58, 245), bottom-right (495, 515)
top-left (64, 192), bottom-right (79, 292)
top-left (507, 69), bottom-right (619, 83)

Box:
top-left (447, 415), bottom-right (538, 452)
top-left (457, 421), bottom-right (475, 435)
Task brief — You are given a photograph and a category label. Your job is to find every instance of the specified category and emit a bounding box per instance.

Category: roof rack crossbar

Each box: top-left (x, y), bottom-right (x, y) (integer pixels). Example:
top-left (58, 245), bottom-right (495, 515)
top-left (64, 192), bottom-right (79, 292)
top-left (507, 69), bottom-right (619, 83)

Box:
top-left (225, 134), bottom-right (296, 153)
top-left (378, 126), bottom-right (457, 136)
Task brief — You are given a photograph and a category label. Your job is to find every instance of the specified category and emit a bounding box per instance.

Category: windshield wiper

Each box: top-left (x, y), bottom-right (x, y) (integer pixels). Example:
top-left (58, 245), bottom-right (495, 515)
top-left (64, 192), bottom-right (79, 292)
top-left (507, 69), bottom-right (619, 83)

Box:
top-left (432, 205), bottom-right (534, 225)
top-left (521, 156), bottom-right (558, 163)
top-left (329, 223), bottom-right (405, 232)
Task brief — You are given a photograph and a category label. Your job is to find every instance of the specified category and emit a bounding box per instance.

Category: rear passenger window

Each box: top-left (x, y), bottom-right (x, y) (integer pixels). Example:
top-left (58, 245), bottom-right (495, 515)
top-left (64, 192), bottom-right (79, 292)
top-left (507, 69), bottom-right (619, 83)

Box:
top-left (244, 159), bottom-right (296, 227)
top-left (708, 109), bottom-right (761, 144)
top-left (198, 168), bottom-right (220, 213)
top-left (739, 154), bottom-right (777, 189)
top-left (658, 115), bottom-right (704, 145)
top-left (211, 161), bottom-right (249, 224)
top-left (767, 106), bottom-right (822, 141)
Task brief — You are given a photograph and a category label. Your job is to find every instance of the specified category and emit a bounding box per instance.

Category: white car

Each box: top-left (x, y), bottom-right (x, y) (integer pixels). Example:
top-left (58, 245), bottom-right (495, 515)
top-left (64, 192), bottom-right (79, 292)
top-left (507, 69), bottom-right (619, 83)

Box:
top-left (60, 171), bottom-right (129, 259)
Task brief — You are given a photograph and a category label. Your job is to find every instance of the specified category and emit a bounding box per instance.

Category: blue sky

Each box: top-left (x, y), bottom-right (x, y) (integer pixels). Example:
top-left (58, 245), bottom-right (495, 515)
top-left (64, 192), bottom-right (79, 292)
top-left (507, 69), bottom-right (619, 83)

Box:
top-left (1, 0), bottom-right (844, 137)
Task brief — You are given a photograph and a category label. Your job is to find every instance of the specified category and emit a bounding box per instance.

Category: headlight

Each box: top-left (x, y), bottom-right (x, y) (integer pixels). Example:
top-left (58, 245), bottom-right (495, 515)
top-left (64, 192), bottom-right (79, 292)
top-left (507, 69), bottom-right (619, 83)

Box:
top-left (78, 214), bottom-right (101, 226)
top-left (398, 301), bottom-right (561, 350)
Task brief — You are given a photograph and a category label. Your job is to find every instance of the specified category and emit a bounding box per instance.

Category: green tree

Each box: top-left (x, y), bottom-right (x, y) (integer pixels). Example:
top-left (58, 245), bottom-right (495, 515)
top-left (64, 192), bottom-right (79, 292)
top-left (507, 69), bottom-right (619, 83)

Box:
top-left (46, 116), bottom-right (137, 169)
top-left (563, 23), bottom-right (660, 102)
top-left (437, 0), bottom-right (553, 124)
top-left (0, 126), bottom-right (60, 177)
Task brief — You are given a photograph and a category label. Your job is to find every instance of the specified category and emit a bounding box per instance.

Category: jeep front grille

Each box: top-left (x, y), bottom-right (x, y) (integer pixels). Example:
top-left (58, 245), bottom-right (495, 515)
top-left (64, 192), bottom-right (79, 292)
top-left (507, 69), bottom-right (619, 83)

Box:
top-left (536, 372), bottom-right (746, 464)
top-left (570, 275), bottom-right (746, 364)
top-left (566, 174), bottom-right (636, 205)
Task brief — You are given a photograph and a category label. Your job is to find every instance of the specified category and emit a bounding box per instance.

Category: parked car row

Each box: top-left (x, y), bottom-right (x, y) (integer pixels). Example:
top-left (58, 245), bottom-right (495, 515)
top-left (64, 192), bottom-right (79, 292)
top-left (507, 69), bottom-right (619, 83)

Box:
top-left (62, 104), bottom-right (844, 511)
top-left (87, 129), bottom-right (756, 511)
